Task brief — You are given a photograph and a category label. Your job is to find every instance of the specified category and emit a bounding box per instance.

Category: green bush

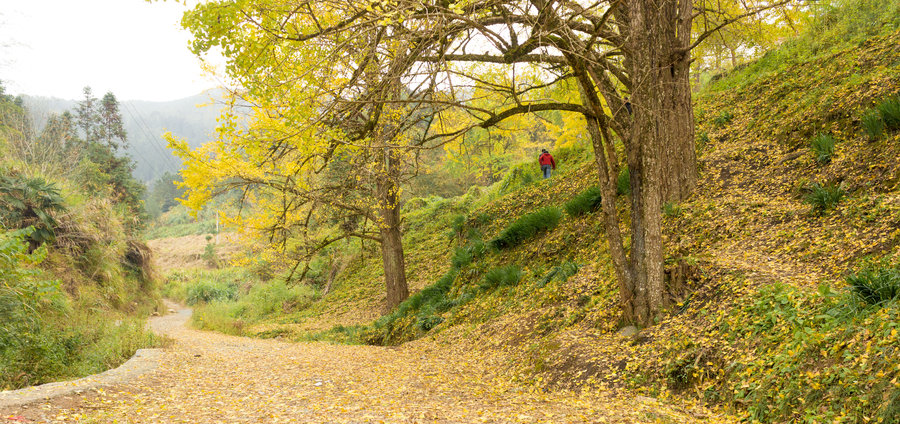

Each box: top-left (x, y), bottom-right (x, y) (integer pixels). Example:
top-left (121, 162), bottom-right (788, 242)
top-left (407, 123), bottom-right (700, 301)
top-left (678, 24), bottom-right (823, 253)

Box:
top-left (697, 131), bottom-right (710, 150)
top-left (0, 230), bottom-right (157, 390)
top-left (491, 207), bottom-right (562, 250)
top-left (565, 186), bottom-right (603, 217)
top-left (810, 133), bottom-right (836, 164)
top-left (847, 264), bottom-right (900, 306)
top-left (480, 265), bottom-right (523, 290)
top-left (553, 144), bottom-right (592, 167)
top-left (0, 176), bottom-right (66, 249)
top-left (876, 95), bottom-right (900, 131)
top-left (185, 279), bottom-right (238, 305)
top-left (499, 163), bottom-right (542, 193)
top-left (448, 214), bottom-right (466, 241)
top-left (861, 108), bottom-right (885, 140)
top-left (804, 182), bottom-right (845, 214)
top-left (241, 280), bottom-right (317, 319)
top-left (201, 236), bottom-right (219, 268)
top-left (617, 166), bottom-right (630, 196)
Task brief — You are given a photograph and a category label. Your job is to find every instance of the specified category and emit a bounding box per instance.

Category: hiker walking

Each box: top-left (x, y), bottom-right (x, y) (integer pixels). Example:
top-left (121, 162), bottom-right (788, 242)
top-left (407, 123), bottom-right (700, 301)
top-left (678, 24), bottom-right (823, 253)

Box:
top-left (539, 149), bottom-right (556, 179)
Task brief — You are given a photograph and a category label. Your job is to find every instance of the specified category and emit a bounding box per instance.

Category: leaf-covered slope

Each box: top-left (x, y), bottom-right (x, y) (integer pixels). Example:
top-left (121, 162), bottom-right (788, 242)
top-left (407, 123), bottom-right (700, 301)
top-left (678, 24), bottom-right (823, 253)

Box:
top-left (184, 2), bottom-right (900, 421)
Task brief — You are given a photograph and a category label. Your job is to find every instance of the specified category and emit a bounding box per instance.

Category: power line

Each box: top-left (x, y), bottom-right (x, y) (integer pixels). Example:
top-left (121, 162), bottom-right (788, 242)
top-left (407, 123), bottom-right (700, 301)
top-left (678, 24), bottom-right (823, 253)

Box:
top-left (123, 102), bottom-right (182, 172)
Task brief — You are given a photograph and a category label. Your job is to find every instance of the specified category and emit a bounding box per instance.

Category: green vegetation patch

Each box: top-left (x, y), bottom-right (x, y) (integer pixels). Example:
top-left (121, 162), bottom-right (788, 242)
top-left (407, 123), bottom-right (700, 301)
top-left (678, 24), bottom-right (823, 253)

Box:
top-left (0, 230), bottom-right (158, 390)
top-left (876, 95), bottom-right (900, 131)
top-left (564, 186), bottom-right (603, 217)
top-left (491, 207), bottom-right (562, 250)
top-left (804, 182), bottom-right (845, 214)
top-left (809, 133), bottom-right (837, 164)
top-left (479, 265), bottom-right (523, 290)
top-left (847, 262), bottom-right (900, 306)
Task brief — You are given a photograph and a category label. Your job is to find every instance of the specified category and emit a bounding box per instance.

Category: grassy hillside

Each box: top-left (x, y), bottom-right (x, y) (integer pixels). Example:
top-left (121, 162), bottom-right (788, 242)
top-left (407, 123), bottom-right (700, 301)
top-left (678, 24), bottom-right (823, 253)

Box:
top-left (168, 1), bottom-right (900, 422)
top-left (1, 89), bottom-right (163, 390)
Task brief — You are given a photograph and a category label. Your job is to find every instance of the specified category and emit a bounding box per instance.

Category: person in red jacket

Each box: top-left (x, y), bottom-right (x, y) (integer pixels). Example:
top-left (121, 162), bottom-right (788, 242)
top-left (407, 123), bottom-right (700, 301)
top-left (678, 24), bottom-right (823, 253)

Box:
top-left (539, 149), bottom-right (556, 179)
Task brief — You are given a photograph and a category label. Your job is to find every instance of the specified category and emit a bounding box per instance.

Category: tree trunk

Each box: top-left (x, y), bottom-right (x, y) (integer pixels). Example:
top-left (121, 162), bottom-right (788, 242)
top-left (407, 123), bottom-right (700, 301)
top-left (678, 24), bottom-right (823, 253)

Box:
top-left (377, 147), bottom-right (409, 311)
top-left (623, 0), bottom-right (696, 325)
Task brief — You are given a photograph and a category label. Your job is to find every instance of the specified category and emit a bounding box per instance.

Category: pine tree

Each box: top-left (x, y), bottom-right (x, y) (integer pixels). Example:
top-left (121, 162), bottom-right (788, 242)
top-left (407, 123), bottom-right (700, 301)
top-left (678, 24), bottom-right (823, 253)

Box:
top-left (75, 86), bottom-right (98, 142)
top-left (98, 92), bottom-right (127, 150)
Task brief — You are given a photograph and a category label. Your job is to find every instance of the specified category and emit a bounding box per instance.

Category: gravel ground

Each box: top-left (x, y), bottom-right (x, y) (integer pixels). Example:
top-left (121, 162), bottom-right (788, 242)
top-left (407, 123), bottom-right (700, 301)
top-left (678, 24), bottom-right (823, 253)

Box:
top-left (2, 305), bottom-right (730, 423)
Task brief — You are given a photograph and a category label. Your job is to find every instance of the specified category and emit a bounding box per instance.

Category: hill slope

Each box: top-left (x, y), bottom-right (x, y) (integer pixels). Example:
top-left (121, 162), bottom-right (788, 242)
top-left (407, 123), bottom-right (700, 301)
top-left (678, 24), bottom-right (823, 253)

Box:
top-left (166, 2), bottom-right (900, 422)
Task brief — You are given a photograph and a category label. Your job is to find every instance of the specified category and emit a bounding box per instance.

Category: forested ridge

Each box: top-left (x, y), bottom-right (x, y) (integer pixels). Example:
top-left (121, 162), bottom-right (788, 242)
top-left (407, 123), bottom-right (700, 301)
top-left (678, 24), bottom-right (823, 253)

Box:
top-left (2, 0), bottom-right (899, 422)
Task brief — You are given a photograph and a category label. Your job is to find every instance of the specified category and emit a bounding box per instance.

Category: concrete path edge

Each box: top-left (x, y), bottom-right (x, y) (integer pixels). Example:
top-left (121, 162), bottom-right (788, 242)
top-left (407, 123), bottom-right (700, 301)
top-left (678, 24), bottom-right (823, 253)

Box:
top-left (0, 347), bottom-right (163, 408)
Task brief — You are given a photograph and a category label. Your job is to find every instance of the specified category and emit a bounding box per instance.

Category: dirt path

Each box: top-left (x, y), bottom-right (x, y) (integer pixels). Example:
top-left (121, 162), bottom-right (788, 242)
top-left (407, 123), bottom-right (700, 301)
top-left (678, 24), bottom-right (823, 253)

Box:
top-left (2, 307), bottom-right (726, 423)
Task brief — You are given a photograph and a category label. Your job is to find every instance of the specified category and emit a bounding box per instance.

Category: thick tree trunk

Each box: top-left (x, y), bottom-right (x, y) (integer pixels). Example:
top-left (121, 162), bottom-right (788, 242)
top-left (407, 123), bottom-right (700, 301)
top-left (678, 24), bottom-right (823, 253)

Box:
top-left (622, 0), bottom-right (695, 325)
top-left (376, 147), bottom-right (409, 311)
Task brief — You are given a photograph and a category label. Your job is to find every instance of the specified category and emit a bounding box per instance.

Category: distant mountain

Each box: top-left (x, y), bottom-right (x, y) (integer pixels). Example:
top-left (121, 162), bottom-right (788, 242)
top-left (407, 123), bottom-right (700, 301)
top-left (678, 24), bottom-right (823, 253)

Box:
top-left (23, 90), bottom-right (227, 182)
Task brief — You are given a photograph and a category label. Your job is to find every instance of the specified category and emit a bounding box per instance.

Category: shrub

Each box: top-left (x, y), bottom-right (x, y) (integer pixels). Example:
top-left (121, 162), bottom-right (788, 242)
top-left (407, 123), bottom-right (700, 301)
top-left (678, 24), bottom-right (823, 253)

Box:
top-left (553, 144), bottom-right (592, 166)
top-left (810, 133), bottom-right (836, 164)
top-left (242, 280), bottom-right (317, 319)
top-left (876, 95), bottom-right (900, 131)
top-left (499, 163), bottom-right (542, 193)
top-left (846, 264), bottom-right (900, 306)
top-left (480, 265), bottom-right (523, 290)
top-left (448, 214), bottom-right (466, 241)
top-left (0, 176), bottom-right (66, 250)
top-left (185, 279), bottom-right (238, 305)
top-left (491, 207), bottom-right (562, 249)
top-left (201, 236), bottom-right (219, 268)
top-left (804, 182), bottom-right (845, 214)
top-left (861, 108), bottom-right (884, 140)
top-left (617, 166), bottom-right (630, 195)
top-left (565, 186), bottom-right (603, 217)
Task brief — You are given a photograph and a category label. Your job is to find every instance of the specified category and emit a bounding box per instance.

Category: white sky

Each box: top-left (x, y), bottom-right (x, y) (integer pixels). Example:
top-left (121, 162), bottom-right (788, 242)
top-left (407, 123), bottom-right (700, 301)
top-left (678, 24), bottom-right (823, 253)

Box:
top-left (0, 0), bottom-right (218, 102)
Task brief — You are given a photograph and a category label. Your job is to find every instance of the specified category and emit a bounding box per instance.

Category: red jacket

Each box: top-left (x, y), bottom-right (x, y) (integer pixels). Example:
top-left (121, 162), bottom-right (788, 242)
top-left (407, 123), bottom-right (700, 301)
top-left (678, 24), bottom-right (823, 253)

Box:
top-left (539, 152), bottom-right (556, 169)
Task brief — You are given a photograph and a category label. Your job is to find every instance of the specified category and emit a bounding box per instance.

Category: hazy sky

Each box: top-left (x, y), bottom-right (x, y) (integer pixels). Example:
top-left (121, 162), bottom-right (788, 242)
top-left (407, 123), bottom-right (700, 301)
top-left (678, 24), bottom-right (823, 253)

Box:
top-left (0, 0), bottom-right (218, 101)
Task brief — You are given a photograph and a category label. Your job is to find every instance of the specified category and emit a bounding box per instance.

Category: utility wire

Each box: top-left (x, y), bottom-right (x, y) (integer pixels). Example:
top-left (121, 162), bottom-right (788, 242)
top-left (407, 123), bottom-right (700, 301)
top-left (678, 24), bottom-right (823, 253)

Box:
top-left (123, 102), bottom-right (182, 172)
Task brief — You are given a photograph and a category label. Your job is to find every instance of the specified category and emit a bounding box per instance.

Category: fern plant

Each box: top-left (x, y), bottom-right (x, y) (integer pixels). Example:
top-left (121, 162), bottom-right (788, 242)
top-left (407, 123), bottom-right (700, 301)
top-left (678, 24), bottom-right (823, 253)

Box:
top-left (0, 175), bottom-right (66, 250)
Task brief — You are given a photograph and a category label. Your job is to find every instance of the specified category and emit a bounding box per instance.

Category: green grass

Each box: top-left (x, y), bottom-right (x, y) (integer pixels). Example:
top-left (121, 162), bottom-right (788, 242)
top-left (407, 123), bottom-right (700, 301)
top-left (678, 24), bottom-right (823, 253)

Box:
top-left (491, 207), bottom-right (562, 250)
top-left (479, 265), bottom-right (523, 290)
top-left (0, 230), bottom-right (159, 390)
top-left (876, 95), bottom-right (900, 131)
top-left (712, 111), bottom-right (734, 128)
top-left (163, 268), bottom-right (319, 334)
top-left (861, 108), bottom-right (885, 140)
top-left (617, 166), bottom-right (630, 196)
top-left (663, 202), bottom-right (683, 218)
top-left (804, 182), bottom-right (845, 214)
top-left (847, 263), bottom-right (900, 306)
top-left (564, 186), bottom-right (603, 217)
top-left (810, 133), bottom-right (837, 164)
top-left (702, 281), bottom-right (900, 422)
